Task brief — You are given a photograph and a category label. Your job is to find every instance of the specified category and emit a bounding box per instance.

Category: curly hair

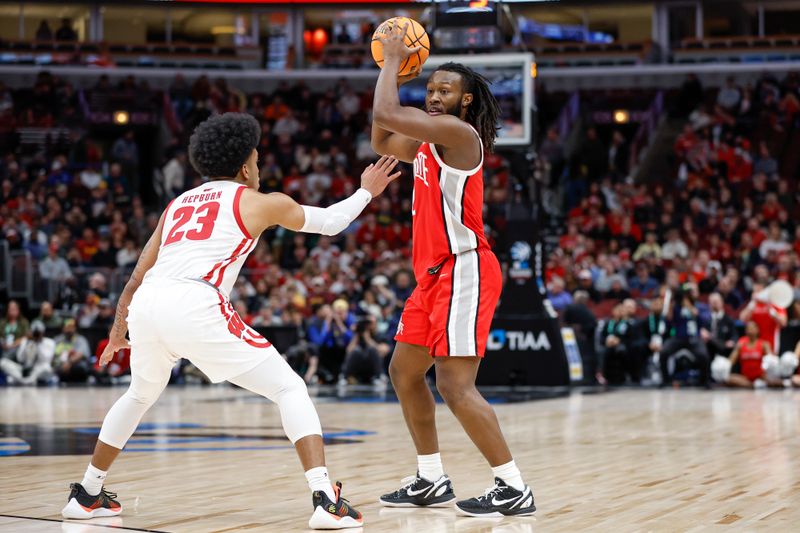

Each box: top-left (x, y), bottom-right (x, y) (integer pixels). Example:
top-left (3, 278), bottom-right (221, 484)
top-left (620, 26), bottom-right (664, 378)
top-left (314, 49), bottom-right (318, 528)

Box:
top-left (188, 113), bottom-right (260, 178)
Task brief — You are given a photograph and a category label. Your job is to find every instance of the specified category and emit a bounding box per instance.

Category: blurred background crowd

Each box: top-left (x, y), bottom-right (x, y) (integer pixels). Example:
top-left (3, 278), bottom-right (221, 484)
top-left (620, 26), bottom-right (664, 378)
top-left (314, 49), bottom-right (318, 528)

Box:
top-left (0, 66), bottom-right (799, 389)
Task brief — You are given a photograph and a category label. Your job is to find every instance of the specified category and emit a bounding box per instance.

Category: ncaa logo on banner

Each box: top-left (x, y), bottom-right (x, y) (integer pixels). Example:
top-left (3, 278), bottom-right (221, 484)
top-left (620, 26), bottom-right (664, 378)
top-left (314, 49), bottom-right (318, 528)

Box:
top-left (509, 241), bottom-right (533, 281)
top-left (487, 329), bottom-right (551, 351)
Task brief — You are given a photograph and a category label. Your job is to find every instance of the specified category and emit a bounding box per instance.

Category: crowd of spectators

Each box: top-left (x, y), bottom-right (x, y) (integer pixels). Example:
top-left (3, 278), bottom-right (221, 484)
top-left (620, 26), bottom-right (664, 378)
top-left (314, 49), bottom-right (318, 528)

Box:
top-left (0, 70), bottom-right (516, 388)
top-left (547, 72), bottom-right (800, 387)
top-left (1, 68), bottom-right (799, 390)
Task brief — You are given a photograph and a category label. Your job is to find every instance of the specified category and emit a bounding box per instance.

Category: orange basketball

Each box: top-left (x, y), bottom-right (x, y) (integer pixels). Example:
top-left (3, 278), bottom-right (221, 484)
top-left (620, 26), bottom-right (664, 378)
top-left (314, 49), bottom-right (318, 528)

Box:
top-left (371, 17), bottom-right (430, 76)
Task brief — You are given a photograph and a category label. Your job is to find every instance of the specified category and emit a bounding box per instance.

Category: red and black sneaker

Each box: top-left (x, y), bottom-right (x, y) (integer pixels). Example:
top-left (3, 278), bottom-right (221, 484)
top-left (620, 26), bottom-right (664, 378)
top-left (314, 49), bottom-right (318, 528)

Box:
top-left (61, 483), bottom-right (122, 519)
top-left (308, 481), bottom-right (363, 529)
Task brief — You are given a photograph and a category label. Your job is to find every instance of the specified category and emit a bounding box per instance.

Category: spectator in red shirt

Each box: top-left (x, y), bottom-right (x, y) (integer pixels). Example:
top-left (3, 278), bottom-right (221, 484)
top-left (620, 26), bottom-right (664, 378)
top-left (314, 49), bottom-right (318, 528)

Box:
top-left (739, 282), bottom-right (788, 351)
top-left (330, 165), bottom-right (353, 200)
top-left (674, 124), bottom-right (697, 159)
top-left (282, 164), bottom-right (304, 199)
top-left (93, 338), bottom-right (131, 385)
top-left (74, 227), bottom-right (99, 262)
top-left (383, 221), bottom-right (411, 249)
top-left (742, 217), bottom-right (767, 249)
top-left (793, 226), bottom-right (800, 256)
top-left (706, 233), bottom-right (732, 263)
top-left (761, 192), bottom-right (782, 222)
top-left (356, 213), bottom-right (383, 246)
top-left (263, 95), bottom-right (289, 121)
top-left (559, 223), bottom-right (580, 251)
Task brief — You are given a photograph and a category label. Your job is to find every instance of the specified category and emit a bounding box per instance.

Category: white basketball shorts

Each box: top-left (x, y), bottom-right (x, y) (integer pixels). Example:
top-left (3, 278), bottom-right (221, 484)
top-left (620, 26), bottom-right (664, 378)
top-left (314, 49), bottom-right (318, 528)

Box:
top-left (127, 278), bottom-right (279, 383)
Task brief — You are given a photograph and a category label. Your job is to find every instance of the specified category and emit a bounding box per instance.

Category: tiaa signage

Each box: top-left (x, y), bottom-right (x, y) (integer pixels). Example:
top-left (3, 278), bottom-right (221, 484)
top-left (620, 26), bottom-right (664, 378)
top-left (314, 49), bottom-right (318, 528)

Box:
top-left (477, 316), bottom-right (570, 386)
top-left (487, 329), bottom-right (552, 352)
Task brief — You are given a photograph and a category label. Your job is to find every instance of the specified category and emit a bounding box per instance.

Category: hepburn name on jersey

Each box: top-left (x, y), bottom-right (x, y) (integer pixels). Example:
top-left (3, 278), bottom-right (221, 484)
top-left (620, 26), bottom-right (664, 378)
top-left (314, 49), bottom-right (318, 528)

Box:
top-left (181, 190), bottom-right (224, 204)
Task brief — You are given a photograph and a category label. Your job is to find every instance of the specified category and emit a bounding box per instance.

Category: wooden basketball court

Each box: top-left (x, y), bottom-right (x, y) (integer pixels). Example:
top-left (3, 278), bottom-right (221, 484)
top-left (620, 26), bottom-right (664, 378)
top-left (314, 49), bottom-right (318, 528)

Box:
top-left (2, 386), bottom-right (799, 532)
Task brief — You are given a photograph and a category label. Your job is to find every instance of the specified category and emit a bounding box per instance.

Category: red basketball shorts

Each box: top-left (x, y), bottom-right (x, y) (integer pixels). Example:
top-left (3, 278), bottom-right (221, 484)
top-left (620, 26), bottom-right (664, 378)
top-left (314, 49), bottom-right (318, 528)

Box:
top-left (394, 249), bottom-right (502, 357)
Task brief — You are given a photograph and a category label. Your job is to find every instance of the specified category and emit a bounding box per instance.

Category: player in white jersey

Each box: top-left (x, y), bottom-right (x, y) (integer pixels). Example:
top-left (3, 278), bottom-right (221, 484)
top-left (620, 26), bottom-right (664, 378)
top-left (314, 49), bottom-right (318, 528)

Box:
top-left (60, 113), bottom-right (401, 529)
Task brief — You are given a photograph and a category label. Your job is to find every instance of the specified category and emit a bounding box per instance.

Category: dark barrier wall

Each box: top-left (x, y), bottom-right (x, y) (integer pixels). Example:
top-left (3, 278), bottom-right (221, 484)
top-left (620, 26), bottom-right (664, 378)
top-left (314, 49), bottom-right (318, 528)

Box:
top-left (476, 220), bottom-right (571, 386)
top-left (781, 325), bottom-right (800, 354)
top-left (477, 316), bottom-right (570, 386)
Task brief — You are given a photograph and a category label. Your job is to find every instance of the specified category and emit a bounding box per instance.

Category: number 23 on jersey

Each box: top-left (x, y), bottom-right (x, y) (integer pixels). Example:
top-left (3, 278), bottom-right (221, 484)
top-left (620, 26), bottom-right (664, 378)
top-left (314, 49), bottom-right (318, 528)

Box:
top-left (163, 201), bottom-right (220, 246)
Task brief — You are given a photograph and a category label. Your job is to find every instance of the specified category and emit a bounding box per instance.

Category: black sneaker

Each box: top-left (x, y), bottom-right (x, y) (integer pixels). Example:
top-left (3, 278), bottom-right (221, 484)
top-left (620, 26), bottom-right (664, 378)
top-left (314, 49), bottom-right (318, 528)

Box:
top-left (379, 473), bottom-right (456, 507)
top-left (308, 481), bottom-right (363, 529)
top-left (455, 477), bottom-right (535, 517)
top-left (61, 483), bottom-right (122, 519)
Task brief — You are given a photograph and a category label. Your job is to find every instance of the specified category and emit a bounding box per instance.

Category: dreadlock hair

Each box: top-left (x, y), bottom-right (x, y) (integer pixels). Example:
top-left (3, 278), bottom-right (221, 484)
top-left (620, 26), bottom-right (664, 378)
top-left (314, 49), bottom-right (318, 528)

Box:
top-left (434, 62), bottom-right (501, 152)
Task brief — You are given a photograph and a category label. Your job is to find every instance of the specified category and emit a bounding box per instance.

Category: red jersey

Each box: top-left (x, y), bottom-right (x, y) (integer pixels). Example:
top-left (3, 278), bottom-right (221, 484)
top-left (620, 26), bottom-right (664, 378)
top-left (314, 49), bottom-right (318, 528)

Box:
top-left (736, 336), bottom-right (768, 381)
top-left (751, 301), bottom-right (786, 351)
top-left (411, 126), bottom-right (490, 287)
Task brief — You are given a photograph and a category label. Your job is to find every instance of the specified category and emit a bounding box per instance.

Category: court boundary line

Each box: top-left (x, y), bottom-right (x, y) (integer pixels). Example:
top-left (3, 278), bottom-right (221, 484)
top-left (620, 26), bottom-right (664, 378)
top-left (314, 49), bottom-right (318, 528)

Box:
top-left (0, 514), bottom-right (171, 532)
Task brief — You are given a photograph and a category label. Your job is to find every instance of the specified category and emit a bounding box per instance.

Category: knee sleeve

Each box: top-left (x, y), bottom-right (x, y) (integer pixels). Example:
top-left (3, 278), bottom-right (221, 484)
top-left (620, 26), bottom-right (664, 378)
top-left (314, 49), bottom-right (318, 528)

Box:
top-left (98, 373), bottom-right (168, 449)
top-left (229, 355), bottom-right (322, 444)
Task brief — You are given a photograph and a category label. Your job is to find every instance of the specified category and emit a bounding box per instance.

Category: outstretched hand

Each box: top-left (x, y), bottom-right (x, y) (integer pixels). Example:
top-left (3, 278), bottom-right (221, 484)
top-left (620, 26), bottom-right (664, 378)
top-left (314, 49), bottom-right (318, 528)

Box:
top-left (379, 22), bottom-right (421, 64)
top-left (360, 155), bottom-right (401, 198)
top-left (99, 335), bottom-right (130, 367)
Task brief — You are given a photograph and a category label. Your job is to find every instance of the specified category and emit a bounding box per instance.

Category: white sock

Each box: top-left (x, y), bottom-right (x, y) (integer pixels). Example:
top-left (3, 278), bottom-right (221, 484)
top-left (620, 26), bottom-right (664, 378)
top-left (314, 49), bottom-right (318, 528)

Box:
top-left (305, 466), bottom-right (336, 503)
top-left (417, 453), bottom-right (444, 482)
top-left (81, 464), bottom-right (107, 496)
top-left (492, 460), bottom-right (525, 491)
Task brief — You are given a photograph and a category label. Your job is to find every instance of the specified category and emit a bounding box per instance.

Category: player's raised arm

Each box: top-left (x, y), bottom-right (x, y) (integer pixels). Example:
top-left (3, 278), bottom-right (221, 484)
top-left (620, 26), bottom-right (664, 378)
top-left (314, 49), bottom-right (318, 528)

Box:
top-left (370, 71), bottom-right (422, 163)
top-left (372, 23), bottom-right (479, 153)
top-left (240, 155), bottom-right (401, 237)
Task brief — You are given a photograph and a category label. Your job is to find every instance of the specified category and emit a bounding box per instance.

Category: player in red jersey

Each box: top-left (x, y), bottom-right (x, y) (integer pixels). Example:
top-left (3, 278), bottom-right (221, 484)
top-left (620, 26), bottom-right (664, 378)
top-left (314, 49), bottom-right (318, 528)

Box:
top-left (370, 24), bottom-right (535, 517)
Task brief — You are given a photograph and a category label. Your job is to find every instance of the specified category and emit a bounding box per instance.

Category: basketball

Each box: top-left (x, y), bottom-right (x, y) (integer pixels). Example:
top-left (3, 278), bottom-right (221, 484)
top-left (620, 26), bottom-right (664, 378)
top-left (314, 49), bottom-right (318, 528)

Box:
top-left (371, 17), bottom-right (430, 76)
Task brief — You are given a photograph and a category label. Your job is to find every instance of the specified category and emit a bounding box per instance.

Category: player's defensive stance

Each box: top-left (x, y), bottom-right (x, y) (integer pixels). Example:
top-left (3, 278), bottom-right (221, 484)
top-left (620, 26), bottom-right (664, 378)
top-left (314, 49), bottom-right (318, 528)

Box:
top-left (371, 24), bottom-right (535, 517)
top-left (61, 113), bottom-right (400, 529)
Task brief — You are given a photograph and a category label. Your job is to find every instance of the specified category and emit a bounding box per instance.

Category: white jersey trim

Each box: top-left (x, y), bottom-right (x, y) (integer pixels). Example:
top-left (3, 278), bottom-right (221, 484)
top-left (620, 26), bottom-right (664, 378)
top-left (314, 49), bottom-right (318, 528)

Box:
top-left (428, 123), bottom-right (484, 175)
